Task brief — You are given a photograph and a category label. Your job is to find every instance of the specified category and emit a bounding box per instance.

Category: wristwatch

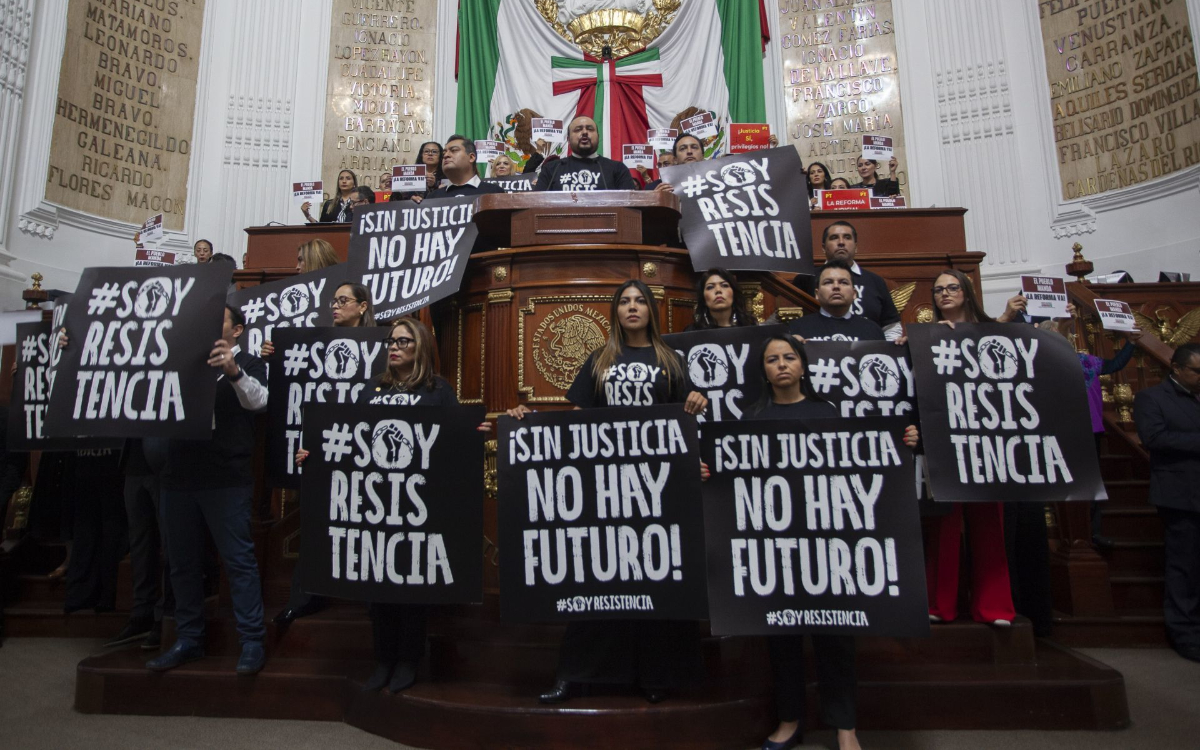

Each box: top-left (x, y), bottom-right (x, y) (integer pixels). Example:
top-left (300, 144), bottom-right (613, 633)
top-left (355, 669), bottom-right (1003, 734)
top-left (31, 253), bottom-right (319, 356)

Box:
top-left (229, 367), bottom-right (245, 382)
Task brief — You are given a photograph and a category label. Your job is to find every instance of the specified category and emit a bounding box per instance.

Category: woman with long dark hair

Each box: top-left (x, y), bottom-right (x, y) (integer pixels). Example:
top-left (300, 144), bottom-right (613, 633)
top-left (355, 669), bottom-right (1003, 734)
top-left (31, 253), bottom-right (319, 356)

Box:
top-left (924, 270), bottom-right (1020, 627)
top-left (507, 279), bottom-right (708, 704)
top-left (297, 317), bottom-right (489, 692)
top-left (688, 268), bottom-right (757, 331)
top-left (271, 282), bottom-right (376, 627)
top-left (302, 169), bottom-right (358, 223)
top-left (851, 156), bottom-right (900, 197)
top-left (392, 141), bottom-right (445, 202)
top-left (749, 334), bottom-right (917, 750)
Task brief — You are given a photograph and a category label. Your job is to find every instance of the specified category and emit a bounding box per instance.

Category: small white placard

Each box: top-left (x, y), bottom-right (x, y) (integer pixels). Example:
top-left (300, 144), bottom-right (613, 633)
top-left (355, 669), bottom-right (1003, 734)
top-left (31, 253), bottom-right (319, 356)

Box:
top-left (391, 165), bottom-right (427, 193)
top-left (862, 135), bottom-right (893, 160)
top-left (647, 128), bottom-right (678, 151)
top-left (531, 118), bottom-right (565, 144)
top-left (622, 144), bottom-right (656, 171)
top-left (1094, 299), bottom-right (1138, 332)
top-left (680, 112), bottom-right (718, 139)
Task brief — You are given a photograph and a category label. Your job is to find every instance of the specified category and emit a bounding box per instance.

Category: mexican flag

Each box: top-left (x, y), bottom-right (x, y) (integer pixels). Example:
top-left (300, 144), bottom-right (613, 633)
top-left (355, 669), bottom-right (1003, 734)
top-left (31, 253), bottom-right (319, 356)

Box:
top-left (456, 0), bottom-right (767, 161)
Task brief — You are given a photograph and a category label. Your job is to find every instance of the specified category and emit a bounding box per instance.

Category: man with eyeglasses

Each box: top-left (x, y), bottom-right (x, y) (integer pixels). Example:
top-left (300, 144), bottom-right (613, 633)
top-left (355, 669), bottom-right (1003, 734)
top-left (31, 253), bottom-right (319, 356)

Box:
top-left (1135, 343), bottom-right (1200, 664)
top-left (788, 259), bottom-right (887, 342)
top-left (426, 135), bottom-right (505, 200)
top-left (349, 186), bottom-right (375, 209)
top-left (805, 221), bottom-right (904, 341)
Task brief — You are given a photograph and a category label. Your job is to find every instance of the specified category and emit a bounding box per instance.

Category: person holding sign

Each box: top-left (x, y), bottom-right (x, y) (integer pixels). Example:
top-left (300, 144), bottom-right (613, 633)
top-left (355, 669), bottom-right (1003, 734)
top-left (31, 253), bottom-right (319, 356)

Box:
top-left (270, 283), bottom-right (378, 627)
top-left (534, 116), bottom-right (637, 192)
top-left (806, 162), bottom-right (832, 207)
top-left (814, 223), bottom-right (904, 341)
top-left (391, 141), bottom-right (446, 203)
top-left (303, 169), bottom-right (357, 223)
top-left (507, 279), bottom-right (708, 704)
top-left (645, 133), bottom-right (704, 192)
top-left (687, 268), bottom-right (758, 330)
top-left (748, 334), bottom-right (919, 750)
top-left (850, 156), bottom-right (900, 197)
top-left (425, 136), bottom-right (505, 200)
top-left (925, 271), bottom-right (1017, 626)
top-left (296, 317), bottom-right (491, 691)
top-left (830, 178), bottom-right (851, 190)
top-left (489, 154), bottom-right (516, 177)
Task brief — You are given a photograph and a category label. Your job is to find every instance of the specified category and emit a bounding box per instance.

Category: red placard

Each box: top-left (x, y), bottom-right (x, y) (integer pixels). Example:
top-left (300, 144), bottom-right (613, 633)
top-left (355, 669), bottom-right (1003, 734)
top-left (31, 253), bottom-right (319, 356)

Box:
top-left (817, 189), bottom-right (871, 211)
top-left (869, 195), bottom-right (907, 209)
top-left (728, 124), bottom-right (771, 154)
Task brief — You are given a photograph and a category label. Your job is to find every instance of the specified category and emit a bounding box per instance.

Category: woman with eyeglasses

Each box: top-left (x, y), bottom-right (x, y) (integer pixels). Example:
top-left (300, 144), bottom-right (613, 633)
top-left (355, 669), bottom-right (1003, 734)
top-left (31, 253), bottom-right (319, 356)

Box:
top-left (391, 141), bottom-right (446, 202)
top-left (507, 279), bottom-right (709, 705)
top-left (749, 334), bottom-right (919, 750)
top-left (302, 169), bottom-right (358, 223)
top-left (296, 317), bottom-right (489, 692)
top-left (270, 283), bottom-right (377, 627)
top-left (924, 270), bottom-right (1021, 627)
top-left (688, 268), bottom-right (758, 330)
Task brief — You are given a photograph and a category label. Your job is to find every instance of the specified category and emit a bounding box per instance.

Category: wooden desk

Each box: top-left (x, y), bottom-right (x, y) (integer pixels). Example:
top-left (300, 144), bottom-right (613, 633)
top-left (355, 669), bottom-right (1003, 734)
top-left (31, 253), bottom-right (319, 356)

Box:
top-left (243, 223), bottom-right (350, 272)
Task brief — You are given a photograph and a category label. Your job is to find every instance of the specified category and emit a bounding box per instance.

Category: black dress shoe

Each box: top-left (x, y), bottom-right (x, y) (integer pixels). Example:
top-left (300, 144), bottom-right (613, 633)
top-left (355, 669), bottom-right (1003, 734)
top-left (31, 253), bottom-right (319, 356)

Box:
top-left (141, 622), bottom-right (163, 651)
top-left (146, 640), bottom-right (205, 672)
top-left (641, 687), bottom-right (669, 704)
top-left (538, 680), bottom-right (577, 704)
top-left (387, 661), bottom-right (417, 693)
top-left (105, 618), bottom-right (153, 648)
top-left (761, 724), bottom-right (803, 750)
top-left (1177, 646), bottom-right (1200, 663)
top-left (362, 662), bottom-right (393, 692)
top-left (272, 602), bottom-right (322, 627)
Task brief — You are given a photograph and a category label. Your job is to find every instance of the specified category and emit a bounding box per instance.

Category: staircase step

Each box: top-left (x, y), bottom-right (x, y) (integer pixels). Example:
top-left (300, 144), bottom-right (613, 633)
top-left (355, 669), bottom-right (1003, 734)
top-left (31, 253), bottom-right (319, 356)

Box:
top-left (1099, 480), bottom-right (1151, 507)
top-left (1098, 541), bottom-right (1164, 576)
top-left (1098, 453), bottom-right (1133, 482)
top-left (1098, 506), bottom-right (1162, 540)
top-left (1110, 576), bottom-right (1164, 611)
top-left (2, 605), bottom-right (130, 638)
top-left (1050, 608), bottom-right (1167, 648)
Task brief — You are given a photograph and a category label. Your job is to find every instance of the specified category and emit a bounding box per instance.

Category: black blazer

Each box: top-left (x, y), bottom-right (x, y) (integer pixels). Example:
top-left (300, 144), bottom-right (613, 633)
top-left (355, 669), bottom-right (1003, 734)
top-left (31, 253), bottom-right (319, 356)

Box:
top-left (1134, 377), bottom-right (1200, 512)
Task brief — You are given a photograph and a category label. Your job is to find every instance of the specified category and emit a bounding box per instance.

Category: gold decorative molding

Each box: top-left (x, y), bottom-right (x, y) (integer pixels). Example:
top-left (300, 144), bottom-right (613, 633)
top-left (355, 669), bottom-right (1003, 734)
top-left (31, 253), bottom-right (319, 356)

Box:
top-left (518, 295), bottom-right (612, 402)
top-left (750, 292), bottom-right (765, 323)
top-left (668, 296), bottom-right (694, 331)
top-left (1113, 383), bottom-right (1134, 423)
top-left (483, 439), bottom-right (498, 497)
top-left (456, 303), bottom-right (486, 405)
top-left (493, 265), bottom-right (508, 282)
top-left (487, 289), bottom-right (515, 304)
top-left (642, 261), bottom-right (658, 278)
top-left (776, 307), bottom-right (805, 323)
top-left (889, 282), bottom-right (917, 313)
top-left (648, 285), bottom-right (665, 300)
top-left (915, 305), bottom-right (935, 324)
top-left (536, 0), bottom-right (681, 59)
top-left (8, 486), bottom-right (31, 531)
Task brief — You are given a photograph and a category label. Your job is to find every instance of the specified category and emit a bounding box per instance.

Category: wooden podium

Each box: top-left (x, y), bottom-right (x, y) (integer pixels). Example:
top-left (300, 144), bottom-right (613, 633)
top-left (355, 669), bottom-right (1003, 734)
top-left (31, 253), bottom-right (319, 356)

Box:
top-left (73, 196), bottom-right (1128, 748)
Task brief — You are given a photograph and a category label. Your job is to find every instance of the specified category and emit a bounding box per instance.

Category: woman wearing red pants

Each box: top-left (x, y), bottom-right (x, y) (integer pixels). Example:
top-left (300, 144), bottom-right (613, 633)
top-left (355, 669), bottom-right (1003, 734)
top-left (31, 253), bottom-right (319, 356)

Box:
top-left (925, 270), bottom-right (1022, 625)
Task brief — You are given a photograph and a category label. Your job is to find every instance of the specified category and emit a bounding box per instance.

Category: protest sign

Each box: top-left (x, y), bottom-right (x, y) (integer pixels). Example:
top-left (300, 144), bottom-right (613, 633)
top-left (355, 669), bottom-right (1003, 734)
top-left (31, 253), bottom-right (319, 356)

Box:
top-left (681, 112), bottom-right (719, 139)
top-left (1094, 299), bottom-right (1137, 332)
top-left (140, 213), bottom-right (164, 247)
top-left (700, 417), bottom-right (928, 636)
top-left (497, 405), bottom-right (707, 622)
top-left (391, 165), bottom-right (426, 193)
top-left (804, 341), bottom-right (915, 419)
top-left (293, 181), bottom-right (323, 212)
top-left (473, 140), bottom-right (504, 164)
top-left (622, 144), bottom-right (656, 171)
top-left (299, 402), bottom-right (485, 604)
top-left (907, 323), bottom-right (1106, 503)
top-left (816, 189), bottom-right (871, 211)
top-left (44, 264), bottom-right (231, 440)
top-left (1021, 276), bottom-right (1070, 319)
top-left (728, 124), bottom-right (771, 154)
top-left (228, 264), bottom-right (344, 358)
top-left (531, 118), bottom-right (565, 144)
top-left (862, 135), bottom-right (894, 161)
top-left (662, 146), bottom-right (814, 275)
top-left (869, 195), bottom-right (906, 209)
top-left (266, 327), bottom-right (390, 488)
top-left (349, 196), bottom-right (478, 321)
top-left (8, 320), bottom-right (119, 451)
top-left (662, 324), bottom-right (786, 422)
top-left (648, 128), bottom-right (679, 151)
top-left (486, 174), bottom-right (538, 193)
top-left (135, 248), bottom-right (176, 267)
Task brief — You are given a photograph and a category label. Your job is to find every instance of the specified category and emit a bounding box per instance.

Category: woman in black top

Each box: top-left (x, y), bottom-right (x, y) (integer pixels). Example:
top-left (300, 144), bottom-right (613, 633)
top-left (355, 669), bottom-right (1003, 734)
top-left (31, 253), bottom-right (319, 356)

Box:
top-left (392, 141), bottom-right (445, 202)
top-left (297, 317), bottom-right (489, 692)
top-left (508, 279), bottom-right (708, 704)
top-left (851, 156), bottom-right (900, 197)
top-left (687, 268), bottom-right (758, 331)
top-left (302, 169), bottom-right (358, 223)
top-left (749, 335), bottom-right (917, 750)
top-left (806, 162), bottom-right (833, 207)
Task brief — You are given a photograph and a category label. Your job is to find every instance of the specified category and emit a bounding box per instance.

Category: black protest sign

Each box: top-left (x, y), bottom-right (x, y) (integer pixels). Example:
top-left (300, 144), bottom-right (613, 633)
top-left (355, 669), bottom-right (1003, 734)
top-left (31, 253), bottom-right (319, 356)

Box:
top-left (349, 195), bottom-right (478, 320)
top-left (804, 341), bottom-right (916, 419)
top-left (228, 264), bottom-right (344, 359)
top-left (662, 145), bottom-right (814, 274)
top-left (266, 328), bottom-right (389, 489)
top-left (701, 417), bottom-right (928, 637)
top-left (7, 320), bottom-right (119, 451)
top-left (299, 402), bottom-right (485, 604)
top-left (907, 323), bottom-right (1106, 503)
top-left (663, 324), bottom-right (785, 422)
top-left (486, 174), bottom-right (537, 193)
top-left (497, 405), bottom-right (707, 622)
top-left (44, 264), bottom-right (230, 440)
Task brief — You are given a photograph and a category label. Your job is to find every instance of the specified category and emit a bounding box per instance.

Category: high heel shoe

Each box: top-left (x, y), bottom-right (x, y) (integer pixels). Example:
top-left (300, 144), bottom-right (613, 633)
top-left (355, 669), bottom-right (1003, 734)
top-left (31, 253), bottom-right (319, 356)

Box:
top-left (761, 724), bottom-right (803, 750)
top-left (538, 680), bottom-right (577, 704)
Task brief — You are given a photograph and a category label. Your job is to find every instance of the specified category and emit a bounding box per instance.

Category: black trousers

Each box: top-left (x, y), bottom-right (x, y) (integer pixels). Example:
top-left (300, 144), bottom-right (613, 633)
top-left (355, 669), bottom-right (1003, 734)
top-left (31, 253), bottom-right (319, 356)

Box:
top-left (1003, 503), bottom-right (1053, 636)
top-left (1159, 506), bottom-right (1200, 650)
top-left (768, 635), bottom-right (856, 729)
top-left (556, 620), bottom-right (702, 689)
top-left (124, 474), bottom-right (173, 622)
top-left (370, 604), bottom-right (428, 664)
top-left (64, 468), bottom-right (128, 612)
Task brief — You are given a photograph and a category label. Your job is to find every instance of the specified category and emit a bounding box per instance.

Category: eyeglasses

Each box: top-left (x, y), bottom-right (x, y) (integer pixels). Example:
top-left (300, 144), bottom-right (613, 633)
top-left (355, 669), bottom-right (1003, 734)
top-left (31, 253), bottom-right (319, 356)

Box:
top-left (933, 284), bottom-right (963, 296)
top-left (1181, 364), bottom-right (1200, 375)
top-left (384, 336), bottom-right (415, 350)
top-left (330, 296), bottom-right (359, 309)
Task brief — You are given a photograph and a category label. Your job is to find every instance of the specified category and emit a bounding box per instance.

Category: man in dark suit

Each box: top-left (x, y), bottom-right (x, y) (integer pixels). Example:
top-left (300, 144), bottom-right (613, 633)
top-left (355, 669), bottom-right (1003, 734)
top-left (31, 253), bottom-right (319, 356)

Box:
top-left (1134, 343), bottom-right (1200, 662)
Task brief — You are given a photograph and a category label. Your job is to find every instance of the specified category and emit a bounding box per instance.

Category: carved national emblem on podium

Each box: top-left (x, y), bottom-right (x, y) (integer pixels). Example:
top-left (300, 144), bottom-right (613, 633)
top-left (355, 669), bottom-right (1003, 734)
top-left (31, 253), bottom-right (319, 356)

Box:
top-left (536, 0), bottom-right (681, 59)
top-left (520, 298), bottom-right (613, 400)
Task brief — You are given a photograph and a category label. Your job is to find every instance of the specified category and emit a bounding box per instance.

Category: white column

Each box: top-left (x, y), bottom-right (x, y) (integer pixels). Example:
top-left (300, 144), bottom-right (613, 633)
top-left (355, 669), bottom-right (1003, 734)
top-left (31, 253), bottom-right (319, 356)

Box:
top-left (0, 0), bottom-right (34, 279)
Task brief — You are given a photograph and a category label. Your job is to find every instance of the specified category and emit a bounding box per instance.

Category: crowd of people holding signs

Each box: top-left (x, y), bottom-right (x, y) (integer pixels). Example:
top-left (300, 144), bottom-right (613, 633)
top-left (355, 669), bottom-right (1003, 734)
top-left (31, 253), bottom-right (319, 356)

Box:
top-left (18, 119), bottom-right (1194, 750)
